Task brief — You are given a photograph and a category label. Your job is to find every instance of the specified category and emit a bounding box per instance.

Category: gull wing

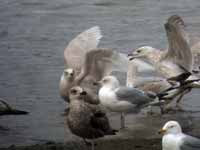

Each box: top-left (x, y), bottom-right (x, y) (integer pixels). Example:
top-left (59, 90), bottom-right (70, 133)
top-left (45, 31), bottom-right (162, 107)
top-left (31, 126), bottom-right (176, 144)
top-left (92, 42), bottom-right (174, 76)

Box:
top-left (115, 86), bottom-right (153, 105)
top-left (180, 134), bottom-right (200, 150)
top-left (164, 15), bottom-right (193, 72)
top-left (78, 48), bottom-right (155, 82)
top-left (64, 26), bottom-right (102, 72)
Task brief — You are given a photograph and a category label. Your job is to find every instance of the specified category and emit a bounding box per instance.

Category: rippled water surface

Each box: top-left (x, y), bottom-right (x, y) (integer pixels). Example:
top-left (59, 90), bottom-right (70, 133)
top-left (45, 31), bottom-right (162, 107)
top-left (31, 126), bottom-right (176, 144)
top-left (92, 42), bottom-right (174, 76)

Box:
top-left (1, 0), bottom-right (200, 147)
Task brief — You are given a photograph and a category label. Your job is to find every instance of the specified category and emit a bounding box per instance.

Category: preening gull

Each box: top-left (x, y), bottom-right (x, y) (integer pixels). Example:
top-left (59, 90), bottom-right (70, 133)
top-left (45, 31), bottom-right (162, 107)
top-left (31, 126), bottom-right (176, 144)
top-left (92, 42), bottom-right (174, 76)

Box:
top-left (66, 86), bottom-right (116, 150)
top-left (98, 75), bottom-right (159, 129)
top-left (60, 26), bottom-right (154, 103)
top-left (129, 15), bottom-right (194, 78)
top-left (159, 120), bottom-right (200, 150)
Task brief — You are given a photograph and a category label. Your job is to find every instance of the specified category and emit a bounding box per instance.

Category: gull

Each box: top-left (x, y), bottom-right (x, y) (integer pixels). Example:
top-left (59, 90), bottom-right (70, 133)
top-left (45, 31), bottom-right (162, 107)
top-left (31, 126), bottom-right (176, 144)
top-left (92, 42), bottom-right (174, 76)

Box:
top-left (98, 75), bottom-right (160, 129)
top-left (129, 15), bottom-right (193, 78)
top-left (126, 60), bottom-right (177, 113)
top-left (128, 15), bottom-right (200, 106)
top-left (159, 120), bottom-right (200, 150)
top-left (60, 26), bottom-right (154, 103)
top-left (126, 59), bottom-right (172, 93)
top-left (67, 86), bottom-right (116, 150)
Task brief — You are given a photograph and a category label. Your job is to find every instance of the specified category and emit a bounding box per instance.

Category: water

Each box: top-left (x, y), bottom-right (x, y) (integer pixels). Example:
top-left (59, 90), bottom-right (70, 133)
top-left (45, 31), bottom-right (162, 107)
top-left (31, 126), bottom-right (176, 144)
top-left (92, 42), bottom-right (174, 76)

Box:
top-left (0, 0), bottom-right (200, 147)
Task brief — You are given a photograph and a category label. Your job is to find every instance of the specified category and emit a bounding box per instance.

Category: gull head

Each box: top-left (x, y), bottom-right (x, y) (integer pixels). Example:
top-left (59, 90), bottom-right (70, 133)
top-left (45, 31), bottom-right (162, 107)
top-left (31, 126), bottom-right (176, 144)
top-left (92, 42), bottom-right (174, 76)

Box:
top-left (69, 86), bottom-right (87, 101)
top-left (99, 76), bottom-right (120, 89)
top-left (159, 121), bottom-right (182, 135)
top-left (64, 68), bottom-right (75, 80)
top-left (128, 46), bottom-right (155, 60)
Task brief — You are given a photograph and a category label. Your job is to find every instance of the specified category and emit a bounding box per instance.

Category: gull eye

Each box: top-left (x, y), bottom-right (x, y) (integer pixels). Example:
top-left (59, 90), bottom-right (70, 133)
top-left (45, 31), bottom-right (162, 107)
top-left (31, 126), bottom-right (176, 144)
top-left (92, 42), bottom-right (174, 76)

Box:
top-left (136, 50), bottom-right (141, 53)
top-left (70, 89), bottom-right (77, 94)
top-left (169, 125), bottom-right (174, 128)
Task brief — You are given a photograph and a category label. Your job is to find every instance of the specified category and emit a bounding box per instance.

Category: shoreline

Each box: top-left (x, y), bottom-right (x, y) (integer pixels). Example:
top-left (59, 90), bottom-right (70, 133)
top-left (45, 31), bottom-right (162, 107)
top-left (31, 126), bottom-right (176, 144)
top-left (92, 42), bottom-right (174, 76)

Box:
top-left (0, 137), bottom-right (161, 150)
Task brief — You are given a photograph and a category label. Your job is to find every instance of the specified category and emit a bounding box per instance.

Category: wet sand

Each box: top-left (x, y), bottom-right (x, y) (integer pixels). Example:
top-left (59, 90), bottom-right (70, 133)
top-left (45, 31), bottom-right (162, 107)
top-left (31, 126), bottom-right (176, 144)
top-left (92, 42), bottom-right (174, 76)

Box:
top-left (1, 0), bottom-right (200, 149)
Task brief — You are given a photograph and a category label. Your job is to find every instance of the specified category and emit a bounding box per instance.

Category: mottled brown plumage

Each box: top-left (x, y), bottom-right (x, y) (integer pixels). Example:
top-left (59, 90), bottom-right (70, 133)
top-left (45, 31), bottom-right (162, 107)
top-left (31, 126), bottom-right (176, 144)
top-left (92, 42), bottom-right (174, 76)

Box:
top-left (67, 86), bottom-right (116, 142)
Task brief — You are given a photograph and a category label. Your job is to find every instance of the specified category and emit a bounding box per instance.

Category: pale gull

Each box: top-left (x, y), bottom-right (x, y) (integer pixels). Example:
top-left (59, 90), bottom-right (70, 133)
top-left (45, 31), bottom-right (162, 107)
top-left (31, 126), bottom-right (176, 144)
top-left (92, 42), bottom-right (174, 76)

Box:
top-left (129, 15), bottom-right (193, 78)
top-left (128, 15), bottom-right (200, 106)
top-left (126, 60), bottom-right (178, 113)
top-left (60, 26), bottom-right (154, 104)
top-left (66, 86), bottom-right (116, 150)
top-left (159, 120), bottom-right (200, 150)
top-left (98, 75), bottom-right (160, 129)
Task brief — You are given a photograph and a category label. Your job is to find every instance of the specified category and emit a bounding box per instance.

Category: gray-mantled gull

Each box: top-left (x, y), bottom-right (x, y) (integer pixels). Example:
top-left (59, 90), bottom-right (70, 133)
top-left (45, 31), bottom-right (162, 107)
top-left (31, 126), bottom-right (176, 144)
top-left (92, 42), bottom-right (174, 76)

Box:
top-left (60, 26), bottom-right (154, 103)
top-left (98, 75), bottom-right (159, 129)
top-left (129, 15), bottom-right (194, 78)
top-left (126, 60), bottom-right (178, 113)
top-left (66, 86), bottom-right (116, 150)
top-left (159, 120), bottom-right (200, 150)
top-left (126, 59), bottom-right (172, 92)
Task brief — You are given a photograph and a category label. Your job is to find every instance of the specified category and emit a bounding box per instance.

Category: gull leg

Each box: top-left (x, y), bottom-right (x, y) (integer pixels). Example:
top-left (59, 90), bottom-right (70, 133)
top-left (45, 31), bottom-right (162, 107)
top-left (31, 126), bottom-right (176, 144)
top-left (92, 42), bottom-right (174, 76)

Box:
top-left (120, 112), bottom-right (125, 129)
top-left (83, 138), bottom-right (90, 146)
top-left (91, 140), bottom-right (95, 150)
top-left (176, 88), bottom-right (190, 106)
top-left (159, 104), bottom-right (165, 114)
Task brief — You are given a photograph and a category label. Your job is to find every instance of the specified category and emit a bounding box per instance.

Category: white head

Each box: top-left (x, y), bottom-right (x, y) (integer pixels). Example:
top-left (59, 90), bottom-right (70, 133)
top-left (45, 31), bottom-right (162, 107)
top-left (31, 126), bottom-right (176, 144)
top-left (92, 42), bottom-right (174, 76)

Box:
top-left (129, 46), bottom-right (156, 60)
top-left (64, 68), bottom-right (75, 80)
top-left (159, 121), bottom-right (182, 135)
top-left (99, 76), bottom-right (120, 89)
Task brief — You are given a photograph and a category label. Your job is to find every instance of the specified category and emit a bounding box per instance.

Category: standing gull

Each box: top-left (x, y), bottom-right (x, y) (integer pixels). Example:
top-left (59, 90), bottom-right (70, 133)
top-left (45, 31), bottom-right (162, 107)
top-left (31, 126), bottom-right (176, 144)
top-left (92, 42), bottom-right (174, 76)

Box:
top-left (60, 26), bottom-right (154, 104)
top-left (126, 59), bottom-right (196, 112)
top-left (98, 75), bottom-right (159, 129)
top-left (129, 15), bottom-right (193, 78)
top-left (66, 86), bottom-right (116, 150)
top-left (128, 15), bottom-right (200, 106)
top-left (159, 120), bottom-right (200, 150)
top-left (59, 26), bottom-right (102, 103)
top-left (126, 60), bottom-right (177, 113)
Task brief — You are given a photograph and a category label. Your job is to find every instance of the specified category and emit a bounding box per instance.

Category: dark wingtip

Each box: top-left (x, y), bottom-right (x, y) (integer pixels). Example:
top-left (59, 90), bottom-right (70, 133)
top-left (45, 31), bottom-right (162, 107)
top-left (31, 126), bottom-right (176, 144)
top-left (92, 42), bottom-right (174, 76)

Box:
top-left (127, 53), bottom-right (133, 57)
top-left (129, 57), bottom-right (134, 61)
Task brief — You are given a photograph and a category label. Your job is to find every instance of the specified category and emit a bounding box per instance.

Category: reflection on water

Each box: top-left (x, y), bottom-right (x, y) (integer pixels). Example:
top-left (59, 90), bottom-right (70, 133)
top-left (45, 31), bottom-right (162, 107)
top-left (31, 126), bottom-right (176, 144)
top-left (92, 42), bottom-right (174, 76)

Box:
top-left (0, 0), bottom-right (200, 147)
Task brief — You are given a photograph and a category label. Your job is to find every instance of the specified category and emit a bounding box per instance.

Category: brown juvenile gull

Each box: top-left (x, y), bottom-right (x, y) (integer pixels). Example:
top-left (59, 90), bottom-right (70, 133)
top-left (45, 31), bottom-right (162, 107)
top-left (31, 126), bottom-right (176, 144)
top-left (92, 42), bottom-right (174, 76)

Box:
top-left (159, 120), bottom-right (200, 150)
top-left (67, 86), bottom-right (116, 150)
top-left (59, 26), bottom-right (154, 104)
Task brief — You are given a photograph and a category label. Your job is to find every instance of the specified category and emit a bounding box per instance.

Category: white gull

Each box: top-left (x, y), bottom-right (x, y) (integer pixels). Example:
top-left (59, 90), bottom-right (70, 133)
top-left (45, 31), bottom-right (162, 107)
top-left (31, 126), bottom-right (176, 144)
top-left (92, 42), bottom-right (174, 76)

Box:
top-left (159, 120), bottom-right (200, 150)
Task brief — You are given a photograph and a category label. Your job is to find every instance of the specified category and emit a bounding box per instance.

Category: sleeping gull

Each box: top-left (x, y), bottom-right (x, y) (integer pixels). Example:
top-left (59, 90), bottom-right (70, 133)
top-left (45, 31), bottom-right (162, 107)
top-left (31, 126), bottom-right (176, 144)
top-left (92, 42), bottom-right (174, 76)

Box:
top-left (98, 75), bottom-right (160, 129)
top-left (60, 26), bottom-right (154, 104)
top-left (159, 120), bottom-right (200, 150)
top-left (66, 86), bottom-right (116, 150)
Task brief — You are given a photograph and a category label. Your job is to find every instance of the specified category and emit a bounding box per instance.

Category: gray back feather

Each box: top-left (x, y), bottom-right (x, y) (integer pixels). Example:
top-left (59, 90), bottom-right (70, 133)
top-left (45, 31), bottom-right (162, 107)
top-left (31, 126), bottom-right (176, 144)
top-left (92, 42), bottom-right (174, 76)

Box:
top-left (180, 135), bottom-right (200, 150)
top-left (115, 87), bottom-right (153, 105)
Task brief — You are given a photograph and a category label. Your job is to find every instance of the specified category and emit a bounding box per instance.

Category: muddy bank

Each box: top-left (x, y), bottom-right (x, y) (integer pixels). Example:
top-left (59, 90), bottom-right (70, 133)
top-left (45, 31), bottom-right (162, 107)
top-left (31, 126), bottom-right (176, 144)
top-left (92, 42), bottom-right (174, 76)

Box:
top-left (0, 138), bottom-right (160, 150)
top-left (1, 112), bottom-right (200, 150)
